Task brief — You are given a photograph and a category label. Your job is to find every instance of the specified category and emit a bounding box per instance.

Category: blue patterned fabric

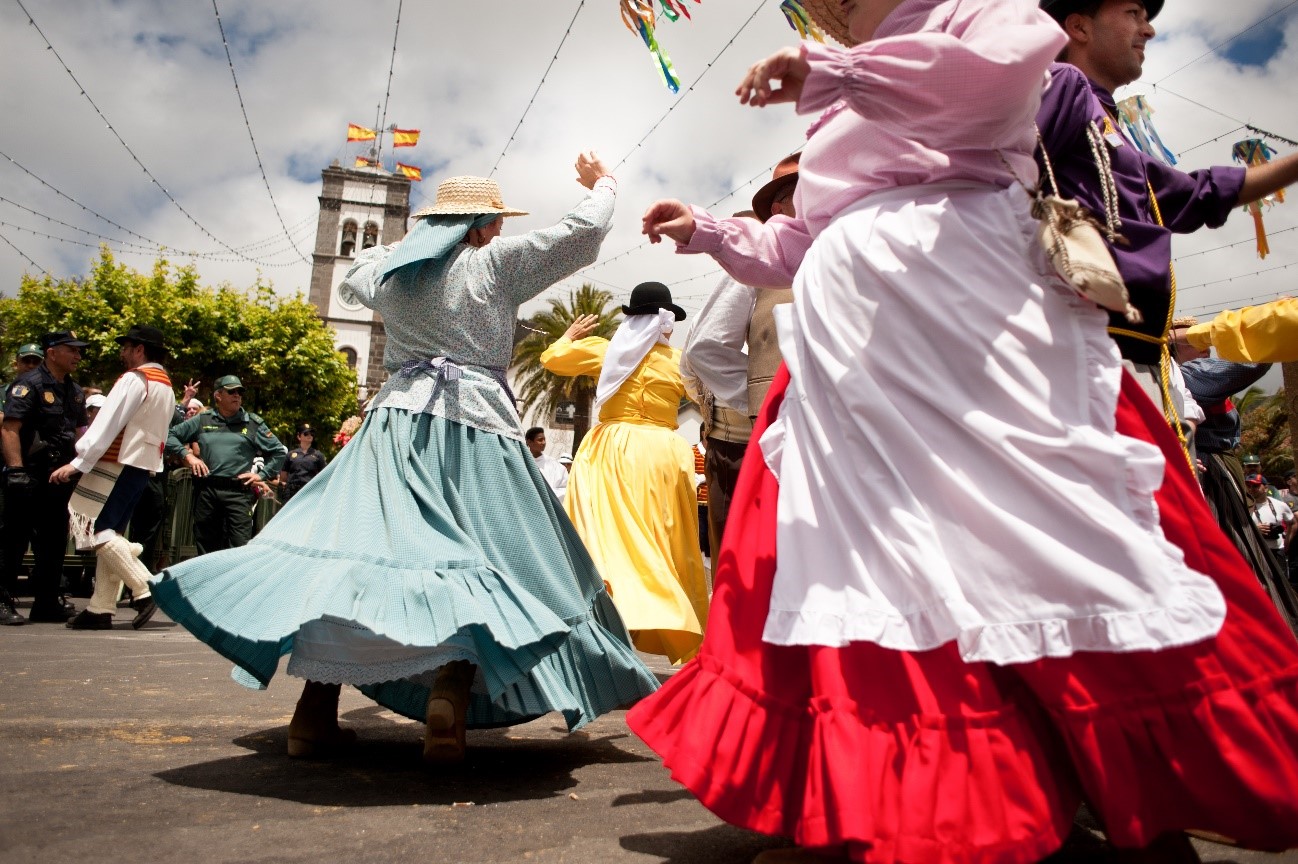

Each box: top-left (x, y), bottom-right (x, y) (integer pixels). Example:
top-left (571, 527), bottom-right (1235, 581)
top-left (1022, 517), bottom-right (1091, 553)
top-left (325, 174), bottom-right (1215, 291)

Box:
top-left (377, 213), bottom-right (499, 284)
top-left (151, 408), bottom-right (658, 730)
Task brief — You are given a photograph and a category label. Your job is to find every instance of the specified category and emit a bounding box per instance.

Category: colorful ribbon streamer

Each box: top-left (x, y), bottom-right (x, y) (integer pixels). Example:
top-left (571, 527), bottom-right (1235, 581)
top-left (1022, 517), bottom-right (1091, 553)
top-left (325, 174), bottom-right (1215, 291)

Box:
top-left (621, 0), bottom-right (699, 93)
top-left (1115, 95), bottom-right (1177, 166)
top-left (780, 0), bottom-right (825, 42)
top-left (1232, 138), bottom-right (1284, 259)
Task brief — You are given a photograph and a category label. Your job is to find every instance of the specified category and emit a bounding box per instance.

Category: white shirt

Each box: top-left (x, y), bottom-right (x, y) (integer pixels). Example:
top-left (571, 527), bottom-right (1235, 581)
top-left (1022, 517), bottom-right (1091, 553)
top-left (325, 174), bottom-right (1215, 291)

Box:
top-left (681, 275), bottom-right (755, 415)
top-left (535, 453), bottom-right (568, 502)
top-left (71, 363), bottom-right (173, 474)
top-left (1251, 495), bottom-right (1294, 551)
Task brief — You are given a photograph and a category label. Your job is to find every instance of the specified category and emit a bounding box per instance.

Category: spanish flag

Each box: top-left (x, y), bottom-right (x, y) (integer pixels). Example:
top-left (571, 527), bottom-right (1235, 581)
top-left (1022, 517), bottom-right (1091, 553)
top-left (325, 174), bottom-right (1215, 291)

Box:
top-left (347, 123), bottom-right (376, 142)
top-left (392, 128), bottom-right (420, 148)
top-left (354, 156), bottom-right (378, 168)
top-left (396, 162), bottom-right (422, 181)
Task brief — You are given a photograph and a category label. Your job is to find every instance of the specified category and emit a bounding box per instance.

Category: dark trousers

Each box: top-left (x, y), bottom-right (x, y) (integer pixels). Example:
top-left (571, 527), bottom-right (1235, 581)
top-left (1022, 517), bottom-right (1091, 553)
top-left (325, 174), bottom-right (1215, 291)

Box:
top-left (1, 477), bottom-right (76, 609)
top-left (95, 466), bottom-right (151, 535)
top-left (703, 437), bottom-right (747, 559)
top-left (128, 473), bottom-right (168, 571)
top-left (192, 482), bottom-right (254, 556)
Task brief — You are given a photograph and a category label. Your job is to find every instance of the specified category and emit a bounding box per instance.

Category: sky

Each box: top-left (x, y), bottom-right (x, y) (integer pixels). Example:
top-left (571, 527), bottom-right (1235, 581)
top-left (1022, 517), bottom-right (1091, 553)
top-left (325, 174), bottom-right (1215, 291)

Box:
top-left (1, 0), bottom-right (1295, 384)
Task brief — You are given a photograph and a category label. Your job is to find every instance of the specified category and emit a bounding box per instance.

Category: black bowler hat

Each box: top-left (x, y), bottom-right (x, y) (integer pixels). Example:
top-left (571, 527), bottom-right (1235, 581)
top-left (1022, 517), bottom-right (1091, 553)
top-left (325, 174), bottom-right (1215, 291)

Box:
top-left (40, 330), bottom-right (89, 350)
top-left (1040, 0), bottom-right (1162, 23)
top-left (115, 324), bottom-right (167, 350)
top-left (621, 281), bottom-right (686, 321)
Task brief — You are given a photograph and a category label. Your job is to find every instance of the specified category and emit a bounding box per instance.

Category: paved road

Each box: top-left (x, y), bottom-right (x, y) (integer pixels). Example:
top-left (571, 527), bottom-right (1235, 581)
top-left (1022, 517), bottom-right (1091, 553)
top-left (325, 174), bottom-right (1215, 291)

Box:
top-left (1, 612), bottom-right (1294, 864)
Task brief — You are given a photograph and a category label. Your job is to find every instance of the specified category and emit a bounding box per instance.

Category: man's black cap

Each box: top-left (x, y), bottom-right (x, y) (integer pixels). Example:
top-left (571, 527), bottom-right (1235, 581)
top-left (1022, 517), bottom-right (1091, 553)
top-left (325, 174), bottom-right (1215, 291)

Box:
top-left (40, 331), bottom-right (89, 350)
top-left (115, 324), bottom-right (167, 350)
top-left (1040, 0), bottom-right (1163, 24)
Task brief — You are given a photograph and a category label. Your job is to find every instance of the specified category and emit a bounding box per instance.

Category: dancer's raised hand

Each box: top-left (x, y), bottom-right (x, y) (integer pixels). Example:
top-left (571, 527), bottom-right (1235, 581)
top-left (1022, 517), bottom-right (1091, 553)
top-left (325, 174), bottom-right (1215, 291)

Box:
top-left (736, 47), bottom-right (810, 107)
top-left (575, 151), bottom-right (611, 189)
top-left (642, 199), bottom-right (696, 246)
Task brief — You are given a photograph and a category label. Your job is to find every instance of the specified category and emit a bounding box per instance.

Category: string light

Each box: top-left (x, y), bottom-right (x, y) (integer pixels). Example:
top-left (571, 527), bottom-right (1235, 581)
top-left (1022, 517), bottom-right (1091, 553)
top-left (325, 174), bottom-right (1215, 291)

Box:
top-left (211, 0), bottom-right (310, 264)
top-left (0, 230), bottom-right (48, 275)
top-left (13, 0), bottom-right (284, 267)
top-left (489, 1), bottom-right (588, 179)
top-left (612, 0), bottom-right (769, 173)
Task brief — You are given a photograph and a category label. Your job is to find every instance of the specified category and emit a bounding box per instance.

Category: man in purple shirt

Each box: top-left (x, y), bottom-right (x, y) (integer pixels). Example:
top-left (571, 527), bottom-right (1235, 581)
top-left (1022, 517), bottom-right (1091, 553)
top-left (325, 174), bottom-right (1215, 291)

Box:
top-left (1036, 0), bottom-right (1298, 409)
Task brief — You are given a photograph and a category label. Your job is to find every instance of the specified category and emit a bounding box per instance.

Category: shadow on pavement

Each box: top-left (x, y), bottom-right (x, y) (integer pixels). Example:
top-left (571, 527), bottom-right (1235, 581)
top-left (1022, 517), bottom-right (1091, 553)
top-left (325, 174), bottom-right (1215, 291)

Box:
top-left (154, 708), bottom-right (654, 808)
top-left (612, 788), bottom-right (697, 807)
top-left (620, 823), bottom-right (788, 864)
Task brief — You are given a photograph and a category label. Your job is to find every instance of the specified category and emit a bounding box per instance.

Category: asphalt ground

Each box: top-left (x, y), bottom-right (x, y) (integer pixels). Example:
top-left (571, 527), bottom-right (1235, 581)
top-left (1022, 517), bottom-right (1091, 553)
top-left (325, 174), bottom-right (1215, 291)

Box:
top-left (1, 608), bottom-right (1295, 864)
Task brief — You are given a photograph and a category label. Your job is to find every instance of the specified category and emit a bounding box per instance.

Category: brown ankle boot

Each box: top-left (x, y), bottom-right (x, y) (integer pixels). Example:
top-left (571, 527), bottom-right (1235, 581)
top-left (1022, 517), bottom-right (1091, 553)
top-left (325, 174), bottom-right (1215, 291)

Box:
top-left (287, 681), bottom-right (356, 758)
top-left (424, 660), bottom-right (475, 765)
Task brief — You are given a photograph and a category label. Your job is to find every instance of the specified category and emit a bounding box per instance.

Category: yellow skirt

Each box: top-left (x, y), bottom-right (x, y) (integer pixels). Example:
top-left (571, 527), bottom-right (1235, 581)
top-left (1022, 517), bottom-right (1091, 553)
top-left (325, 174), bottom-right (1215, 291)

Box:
top-left (565, 419), bottom-right (708, 664)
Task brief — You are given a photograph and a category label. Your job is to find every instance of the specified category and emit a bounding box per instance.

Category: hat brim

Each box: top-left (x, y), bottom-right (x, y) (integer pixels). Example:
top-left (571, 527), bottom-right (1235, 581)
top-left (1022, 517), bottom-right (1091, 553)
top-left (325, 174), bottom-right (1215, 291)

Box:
top-left (622, 303), bottom-right (687, 322)
top-left (1041, 0), bottom-right (1162, 22)
top-left (114, 335), bottom-right (166, 349)
top-left (52, 341), bottom-right (90, 349)
top-left (801, 0), bottom-right (855, 46)
top-left (410, 205), bottom-right (529, 219)
top-left (752, 173), bottom-right (799, 223)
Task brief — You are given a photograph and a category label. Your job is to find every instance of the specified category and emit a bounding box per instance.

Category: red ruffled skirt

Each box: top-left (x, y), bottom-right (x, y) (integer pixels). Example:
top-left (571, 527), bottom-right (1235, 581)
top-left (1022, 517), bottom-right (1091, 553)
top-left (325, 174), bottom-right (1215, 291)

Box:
top-left (626, 365), bottom-right (1298, 863)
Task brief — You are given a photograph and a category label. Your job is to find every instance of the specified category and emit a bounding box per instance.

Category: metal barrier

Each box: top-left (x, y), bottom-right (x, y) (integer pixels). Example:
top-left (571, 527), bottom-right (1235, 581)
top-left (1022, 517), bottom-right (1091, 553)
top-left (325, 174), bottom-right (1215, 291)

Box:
top-left (12, 469), bottom-right (281, 579)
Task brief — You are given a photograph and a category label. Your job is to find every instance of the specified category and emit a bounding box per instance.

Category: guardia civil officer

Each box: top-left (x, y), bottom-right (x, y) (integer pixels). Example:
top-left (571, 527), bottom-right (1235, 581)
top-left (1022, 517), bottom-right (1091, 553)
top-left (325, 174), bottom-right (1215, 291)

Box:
top-left (278, 423), bottom-right (327, 503)
top-left (1, 332), bottom-right (90, 623)
top-left (165, 375), bottom-right (287, 554)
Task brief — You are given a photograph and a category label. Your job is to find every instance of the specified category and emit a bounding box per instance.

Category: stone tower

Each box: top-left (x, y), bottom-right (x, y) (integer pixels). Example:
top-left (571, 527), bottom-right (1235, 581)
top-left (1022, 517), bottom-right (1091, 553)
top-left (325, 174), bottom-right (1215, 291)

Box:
top-left (307, 161), bottom-right (411, 396)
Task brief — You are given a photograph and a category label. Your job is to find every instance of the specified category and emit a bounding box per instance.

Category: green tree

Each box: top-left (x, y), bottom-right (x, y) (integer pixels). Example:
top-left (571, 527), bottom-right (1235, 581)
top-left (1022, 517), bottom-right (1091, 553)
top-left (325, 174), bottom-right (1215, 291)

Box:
top-left (0, 249), bottom-right (358, 445)
top-left (511, 284), bottom-right (620, 451)
top-left (1239, 387), bottom-right (1294, 478)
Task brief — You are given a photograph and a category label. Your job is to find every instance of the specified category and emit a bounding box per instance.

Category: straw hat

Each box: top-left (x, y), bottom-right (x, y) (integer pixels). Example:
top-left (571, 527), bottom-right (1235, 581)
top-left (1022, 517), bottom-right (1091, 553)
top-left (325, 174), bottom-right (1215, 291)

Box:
top-left (800, 0), bottom-right (855, 46)
top-left (411, 176), bottom-right (529, 219)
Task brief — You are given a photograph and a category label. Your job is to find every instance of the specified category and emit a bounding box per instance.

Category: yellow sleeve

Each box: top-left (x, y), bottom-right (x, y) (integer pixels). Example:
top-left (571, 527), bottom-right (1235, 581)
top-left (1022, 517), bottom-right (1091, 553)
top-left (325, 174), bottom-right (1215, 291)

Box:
top-left (1186, 298), bottom-right (1298, 363)
top-left (540, 336), bottom-right (609, 377)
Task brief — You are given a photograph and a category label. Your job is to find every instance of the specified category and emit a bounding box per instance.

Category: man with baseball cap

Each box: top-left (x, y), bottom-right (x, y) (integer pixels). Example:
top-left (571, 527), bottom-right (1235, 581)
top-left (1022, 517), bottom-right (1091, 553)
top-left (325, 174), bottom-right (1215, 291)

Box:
top-left (1, 331), bottom-right (90, 623)
top-left (49, 325), bottom-right (175, 630)
top-left (1036, 0), bottom-right (1298, 417)
top-left (166, 374), bottom-right (287, 554)
top-left (1248, 473), bottom-right (1294, 562)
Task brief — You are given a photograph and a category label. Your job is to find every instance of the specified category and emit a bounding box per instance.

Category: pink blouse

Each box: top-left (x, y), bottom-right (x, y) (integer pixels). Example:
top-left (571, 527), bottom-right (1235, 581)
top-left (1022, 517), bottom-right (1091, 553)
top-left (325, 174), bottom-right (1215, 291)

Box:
top-left (680, 0), bottom-right (1066, 287)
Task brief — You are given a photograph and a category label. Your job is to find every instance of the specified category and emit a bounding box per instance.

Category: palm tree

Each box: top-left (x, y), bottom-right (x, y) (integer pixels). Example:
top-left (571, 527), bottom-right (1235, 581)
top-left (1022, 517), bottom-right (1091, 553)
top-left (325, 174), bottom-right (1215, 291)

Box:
top-left (512, 284), bottom-right (621, 451)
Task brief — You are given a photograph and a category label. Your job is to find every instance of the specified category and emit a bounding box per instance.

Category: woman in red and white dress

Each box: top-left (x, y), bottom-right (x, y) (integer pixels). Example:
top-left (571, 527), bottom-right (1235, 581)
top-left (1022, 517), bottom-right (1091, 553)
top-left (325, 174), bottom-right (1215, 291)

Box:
top-left (630, 0), bottom-right (1298, 861)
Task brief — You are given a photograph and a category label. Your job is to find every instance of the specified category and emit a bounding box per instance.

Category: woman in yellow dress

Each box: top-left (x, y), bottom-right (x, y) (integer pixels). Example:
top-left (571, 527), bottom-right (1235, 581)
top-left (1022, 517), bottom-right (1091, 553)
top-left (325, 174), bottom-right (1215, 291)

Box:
top-left (541, 282), bottom-right (708, 663)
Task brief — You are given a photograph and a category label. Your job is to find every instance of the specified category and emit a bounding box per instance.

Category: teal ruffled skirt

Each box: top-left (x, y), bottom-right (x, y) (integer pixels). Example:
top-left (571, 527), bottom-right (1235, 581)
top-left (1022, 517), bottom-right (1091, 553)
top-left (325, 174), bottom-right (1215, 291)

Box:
top-left (151, 408), bottom-right (658, 730)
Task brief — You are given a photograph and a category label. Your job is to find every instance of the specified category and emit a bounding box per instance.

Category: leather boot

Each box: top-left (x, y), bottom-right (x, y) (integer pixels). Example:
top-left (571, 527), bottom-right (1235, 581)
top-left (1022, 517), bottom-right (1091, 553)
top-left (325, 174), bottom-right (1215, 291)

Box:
top-left (287, 681), bottom-right (356, 758)
top-left (424, 660), bottom-right (475, 765)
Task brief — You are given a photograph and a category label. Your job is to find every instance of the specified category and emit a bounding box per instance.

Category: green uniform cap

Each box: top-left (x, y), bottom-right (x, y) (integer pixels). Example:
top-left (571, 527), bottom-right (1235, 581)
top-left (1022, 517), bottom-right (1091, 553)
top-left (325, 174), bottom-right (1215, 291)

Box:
top-left (213, 374), bottom-right (245, 392)
top-left (17, 343), bottom-right (42, 359)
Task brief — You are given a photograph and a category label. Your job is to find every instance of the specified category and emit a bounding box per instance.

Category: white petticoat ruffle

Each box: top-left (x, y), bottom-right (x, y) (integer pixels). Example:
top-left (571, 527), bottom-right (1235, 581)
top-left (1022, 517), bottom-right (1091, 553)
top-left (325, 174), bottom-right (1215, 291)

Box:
top-left (759, 182), bottom-right (1226, 664)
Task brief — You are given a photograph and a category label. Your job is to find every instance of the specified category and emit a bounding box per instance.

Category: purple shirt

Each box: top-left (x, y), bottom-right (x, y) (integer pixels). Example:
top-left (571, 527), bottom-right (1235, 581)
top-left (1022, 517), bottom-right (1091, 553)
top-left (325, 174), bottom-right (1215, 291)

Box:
top-left (1035, 63), bottom-right (1245, 365)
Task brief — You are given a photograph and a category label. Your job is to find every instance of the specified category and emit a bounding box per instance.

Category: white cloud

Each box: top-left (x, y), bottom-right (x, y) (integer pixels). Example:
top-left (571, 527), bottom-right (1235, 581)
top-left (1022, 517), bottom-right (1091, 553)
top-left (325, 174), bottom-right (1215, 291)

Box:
top-left (2, 0), bottom-right (1294, 373)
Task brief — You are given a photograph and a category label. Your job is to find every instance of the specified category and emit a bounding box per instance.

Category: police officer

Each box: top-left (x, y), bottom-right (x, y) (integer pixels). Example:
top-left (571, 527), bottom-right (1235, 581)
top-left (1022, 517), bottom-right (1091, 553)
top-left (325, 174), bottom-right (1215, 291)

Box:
top-left (1, 331), bottom-right (90, 623)
top-left (278, 423), bottom-right (327, 503)
top-left (1, 343), bottom-right (47, 623)
top-left (166, 375), bottom-right (287, 555)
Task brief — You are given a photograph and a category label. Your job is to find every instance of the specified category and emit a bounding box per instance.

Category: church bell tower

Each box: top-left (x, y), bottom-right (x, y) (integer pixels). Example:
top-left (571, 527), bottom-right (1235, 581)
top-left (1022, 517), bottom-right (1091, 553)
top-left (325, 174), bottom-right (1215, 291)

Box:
top-left (307, 161), bottom-right (411, 397)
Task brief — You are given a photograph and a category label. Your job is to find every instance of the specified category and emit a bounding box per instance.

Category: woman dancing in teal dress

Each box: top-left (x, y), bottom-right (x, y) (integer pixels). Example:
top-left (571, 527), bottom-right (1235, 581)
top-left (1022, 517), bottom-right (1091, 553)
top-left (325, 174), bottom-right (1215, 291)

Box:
top-left (151, 153), bottom-right (657, 763)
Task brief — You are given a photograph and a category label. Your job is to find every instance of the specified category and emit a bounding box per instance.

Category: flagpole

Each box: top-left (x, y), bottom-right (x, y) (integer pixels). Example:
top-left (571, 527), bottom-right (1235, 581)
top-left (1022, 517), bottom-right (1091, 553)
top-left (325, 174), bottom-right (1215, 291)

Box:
top-left (371, 103), bottom-right (383, 171)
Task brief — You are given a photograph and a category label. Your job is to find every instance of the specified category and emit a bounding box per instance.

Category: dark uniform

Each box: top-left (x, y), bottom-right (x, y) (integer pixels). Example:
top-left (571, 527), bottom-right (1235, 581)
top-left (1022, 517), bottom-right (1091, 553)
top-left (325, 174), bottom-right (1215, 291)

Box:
top-left (166, 406), bottom-right (287, 555)
top-left (282, 444), bottom-right (327, 502)
top-left (2, 355), bottom-right (88, 618)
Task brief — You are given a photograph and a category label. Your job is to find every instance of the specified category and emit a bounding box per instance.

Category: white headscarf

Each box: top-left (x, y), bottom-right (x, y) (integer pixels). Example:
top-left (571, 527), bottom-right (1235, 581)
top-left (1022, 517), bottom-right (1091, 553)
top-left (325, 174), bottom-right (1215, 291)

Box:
top-left (594, 308), bottom-right (674, 418)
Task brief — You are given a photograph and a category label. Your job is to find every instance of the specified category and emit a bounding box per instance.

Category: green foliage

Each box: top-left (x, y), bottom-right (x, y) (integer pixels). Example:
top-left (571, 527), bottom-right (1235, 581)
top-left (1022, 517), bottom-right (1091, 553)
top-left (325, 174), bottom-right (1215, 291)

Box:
top-left (511, 284), bottom-right (620, 450)
top-left (0, 248), bottom-right (358, 444)
top-left (1239, 387), bottom-right (1293, 478)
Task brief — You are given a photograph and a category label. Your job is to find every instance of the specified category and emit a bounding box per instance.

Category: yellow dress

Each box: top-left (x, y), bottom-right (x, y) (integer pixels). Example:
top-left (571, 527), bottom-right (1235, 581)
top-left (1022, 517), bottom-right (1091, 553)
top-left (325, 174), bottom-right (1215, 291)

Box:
top-left (541, 336), bottom-right (708, 663)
